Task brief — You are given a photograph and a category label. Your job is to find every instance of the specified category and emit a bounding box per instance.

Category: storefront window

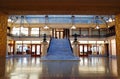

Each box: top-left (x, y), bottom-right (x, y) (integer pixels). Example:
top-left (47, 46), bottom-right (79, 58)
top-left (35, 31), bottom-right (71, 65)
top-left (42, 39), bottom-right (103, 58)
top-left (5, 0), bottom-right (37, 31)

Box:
top-left (12, 27), bottom-right (20, 36)
top-left (72, 29), bottom-right (80, 35)
top-left (78, 41), bottom-right (106, 56)
top-left (21, 27), bottom-right (28, 36)
top-left (31, 28), bottom-right (39, 36)
top-left (12, 27), bottom-right (28, 36)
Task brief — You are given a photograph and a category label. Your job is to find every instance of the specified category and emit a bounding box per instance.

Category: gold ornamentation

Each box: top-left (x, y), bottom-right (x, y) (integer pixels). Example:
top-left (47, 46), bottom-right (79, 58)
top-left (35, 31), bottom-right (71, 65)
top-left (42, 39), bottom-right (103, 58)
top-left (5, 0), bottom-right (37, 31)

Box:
top-left (0, 13), bottom-right (7, 56)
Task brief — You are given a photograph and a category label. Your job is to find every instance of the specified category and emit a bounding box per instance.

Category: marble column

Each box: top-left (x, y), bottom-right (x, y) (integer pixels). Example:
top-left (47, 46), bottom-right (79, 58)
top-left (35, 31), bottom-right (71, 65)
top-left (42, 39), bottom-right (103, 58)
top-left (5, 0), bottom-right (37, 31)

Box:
top-left (6, 39), bottom-right (8, 57)
top-left (115, 14), bottom-right (120, 76)
top-left (108, 40), bottom-right (112, 57)
top-left (28, 27), bottom-right (31, 36)
top-left (0, 13), bottom-right (7, 78)
top-left (89, 28), bottom-right (92, 36)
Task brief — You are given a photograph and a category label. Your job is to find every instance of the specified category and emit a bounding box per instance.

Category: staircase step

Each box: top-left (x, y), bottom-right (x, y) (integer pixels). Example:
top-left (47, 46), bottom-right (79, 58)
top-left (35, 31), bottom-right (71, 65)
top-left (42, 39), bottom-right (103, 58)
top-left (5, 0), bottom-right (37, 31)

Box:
top-left (41, 38), bottom-right (79, 60)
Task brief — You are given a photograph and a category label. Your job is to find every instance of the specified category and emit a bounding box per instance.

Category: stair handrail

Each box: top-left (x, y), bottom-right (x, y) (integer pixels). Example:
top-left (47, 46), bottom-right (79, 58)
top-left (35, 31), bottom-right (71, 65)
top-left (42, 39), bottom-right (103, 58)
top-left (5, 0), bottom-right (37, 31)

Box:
top-left (47, 37), bottom-right (53, 53)
top-left (68, 38), bottom-right (73, 53)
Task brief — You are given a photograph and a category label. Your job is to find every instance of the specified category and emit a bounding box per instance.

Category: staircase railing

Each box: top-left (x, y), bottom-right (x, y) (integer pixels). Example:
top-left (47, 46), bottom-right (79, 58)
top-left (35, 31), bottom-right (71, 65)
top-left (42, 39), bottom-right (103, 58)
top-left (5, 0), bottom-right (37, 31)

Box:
top-left (47, 37), bottom-right (53, 53)
top-left (68, 38), bottom-right (73, 53)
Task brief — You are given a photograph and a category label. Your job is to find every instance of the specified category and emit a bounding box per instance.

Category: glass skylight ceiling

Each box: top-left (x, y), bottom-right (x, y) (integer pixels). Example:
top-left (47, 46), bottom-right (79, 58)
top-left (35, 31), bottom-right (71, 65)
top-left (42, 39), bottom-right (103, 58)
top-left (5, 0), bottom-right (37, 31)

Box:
top-left (9, 15), bottom-right (115, 24)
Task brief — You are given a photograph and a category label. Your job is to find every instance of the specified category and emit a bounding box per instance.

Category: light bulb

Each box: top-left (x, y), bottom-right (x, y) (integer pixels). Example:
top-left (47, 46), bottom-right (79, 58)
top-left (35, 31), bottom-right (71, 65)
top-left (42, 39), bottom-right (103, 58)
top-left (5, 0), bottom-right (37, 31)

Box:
top-left (108, 25), bottom-right (110, 28)
top-left (108, 18), bottom-right (113, 22)
top-left (112, 19), bottom-right (115, 21)
top-left (96, 25), bottom-right (99, 29)
top-left (44, 25), bottom-right (49, 29)
top-left (71, 25), bottom-right (76, 29)
top-left (8, 19), bottom-right (12, 22)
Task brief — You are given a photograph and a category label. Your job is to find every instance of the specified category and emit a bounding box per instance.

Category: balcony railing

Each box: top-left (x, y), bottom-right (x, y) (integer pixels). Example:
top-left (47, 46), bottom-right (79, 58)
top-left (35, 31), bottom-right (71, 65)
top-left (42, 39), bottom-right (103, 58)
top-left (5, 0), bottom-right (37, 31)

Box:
top-left (7, 33), bottom-right (51, 38)
top-left (71, 33), bottom-right (115, 38)
top-left (7, 32), bottom-right (115, 38)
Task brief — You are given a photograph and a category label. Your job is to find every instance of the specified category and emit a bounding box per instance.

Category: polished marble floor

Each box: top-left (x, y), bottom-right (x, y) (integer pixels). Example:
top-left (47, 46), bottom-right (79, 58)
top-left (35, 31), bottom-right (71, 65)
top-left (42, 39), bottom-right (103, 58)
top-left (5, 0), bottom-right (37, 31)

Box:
top-left (3, 57), bottom-right (120, 79)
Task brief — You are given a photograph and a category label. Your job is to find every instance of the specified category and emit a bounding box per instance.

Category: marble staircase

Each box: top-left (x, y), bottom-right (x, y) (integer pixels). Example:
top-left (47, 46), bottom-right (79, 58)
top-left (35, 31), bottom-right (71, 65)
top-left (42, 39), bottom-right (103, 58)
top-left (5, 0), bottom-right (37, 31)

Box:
top-left (41, 38), bottom-right (79, 60)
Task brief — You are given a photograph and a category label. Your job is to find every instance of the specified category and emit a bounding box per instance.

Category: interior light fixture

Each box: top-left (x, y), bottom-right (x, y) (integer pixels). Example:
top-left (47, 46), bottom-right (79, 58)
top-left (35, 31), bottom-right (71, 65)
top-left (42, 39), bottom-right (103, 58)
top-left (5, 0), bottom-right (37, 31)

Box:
top-left (20, 16), bottom-right (25, 29)
top-left (8, 18), bottom-right (12, 22)
top-left (108, 17), bottom-right (113, 22)
top-left (71, 25), bottom-right (76, 29)
top-left (71, 15), bottom-right (76, 29)
top-left (96, 25), bottom-right (100, 29)
top-left (44, 15), bottom-right (49, 29)
top-left (112, 19), bottom-right (115, 21)
top-left (108, 25), bottom-right (110, 28)
top-left (44, 25), bottom-right (49, 29)
top-left (17, 15), bottom-right (29, 36)
top-left (107, 15), bottom-right (115, 22)
top-left (100, 16), bottom-right (110, 28)
top-left (95, 16), bottom-right (100, 29)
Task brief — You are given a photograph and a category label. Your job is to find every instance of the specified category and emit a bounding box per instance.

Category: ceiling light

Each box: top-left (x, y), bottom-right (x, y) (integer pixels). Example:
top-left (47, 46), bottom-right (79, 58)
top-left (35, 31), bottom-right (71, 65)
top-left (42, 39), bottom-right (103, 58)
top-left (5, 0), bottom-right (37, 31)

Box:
top-left (44, 15), bottom-right (49, 29)
top-left (112, 19), bottom-right (115, 21)
top-left (108, 25), bottom-right (110, 28)
top-left (8, 18), bottom-right (12, 22)
top-left (96, 25), bottom-right (99, 29)
top-left (94, 16), bottom-right (100, 29)
top-left (71, 15), bottom-right (76, 29)
top-left (44, 25), bottom-right (49, 29)
top-left (71, 25), bottom-right (76, 29)
top-left (108, 17), bottom-right (113, 22)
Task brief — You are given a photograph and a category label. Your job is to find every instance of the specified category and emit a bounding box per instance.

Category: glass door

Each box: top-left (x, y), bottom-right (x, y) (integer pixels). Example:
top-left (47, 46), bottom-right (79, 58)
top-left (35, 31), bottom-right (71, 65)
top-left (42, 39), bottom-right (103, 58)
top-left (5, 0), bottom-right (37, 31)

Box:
top-left (84, 45), bottom-right (88, 55)
top-left (56, 31), bottom-right (63, 39)
top-left (31, 45), bottom-right (35, 56)
top-left (31, 44), bottom-right (41, 57)
top-left (80, 45), bottom-right (84, 55)
top-left (60, 31), bottom-right (63, 39)
top-left (8, 44), bottom-right (14, 55)
top-left (55, 29), bottom-right (64, 39)
top-left (36, 45), bottom-right (41, 55)
top-left (79, 44), bottom-right (88, 56)
top-left (56, 31), bottom-right (59, 39)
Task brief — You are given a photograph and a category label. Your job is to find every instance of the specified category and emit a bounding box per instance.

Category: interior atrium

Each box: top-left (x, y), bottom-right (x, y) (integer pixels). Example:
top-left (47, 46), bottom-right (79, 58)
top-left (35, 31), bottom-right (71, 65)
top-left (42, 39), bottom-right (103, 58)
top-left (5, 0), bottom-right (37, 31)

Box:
top-left (7, 15), bottom-right (116, 57)
top-left (0, 0), bottom-right (120, 79)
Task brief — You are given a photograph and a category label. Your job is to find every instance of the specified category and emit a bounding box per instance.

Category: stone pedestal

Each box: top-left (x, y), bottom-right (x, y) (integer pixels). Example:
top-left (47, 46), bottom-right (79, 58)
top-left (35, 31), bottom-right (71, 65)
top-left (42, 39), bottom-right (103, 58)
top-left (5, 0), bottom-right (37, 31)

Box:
top-left (41, 41), bottom-right (48, 56)
top-left (72, 41), bottom-right (79, 57)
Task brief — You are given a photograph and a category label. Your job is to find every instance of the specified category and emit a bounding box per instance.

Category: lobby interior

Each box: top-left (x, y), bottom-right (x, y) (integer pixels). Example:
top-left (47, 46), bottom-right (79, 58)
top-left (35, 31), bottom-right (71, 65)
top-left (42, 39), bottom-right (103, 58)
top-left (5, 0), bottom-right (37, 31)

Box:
top-left (0, 0), bottom-right (120, 79)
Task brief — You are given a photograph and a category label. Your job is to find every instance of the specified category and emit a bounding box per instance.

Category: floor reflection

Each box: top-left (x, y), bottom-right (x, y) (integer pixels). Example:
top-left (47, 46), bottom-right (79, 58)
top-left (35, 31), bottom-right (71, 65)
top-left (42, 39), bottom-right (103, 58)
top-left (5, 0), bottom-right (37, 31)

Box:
top-left (5, 57), bottom-right (119, 79)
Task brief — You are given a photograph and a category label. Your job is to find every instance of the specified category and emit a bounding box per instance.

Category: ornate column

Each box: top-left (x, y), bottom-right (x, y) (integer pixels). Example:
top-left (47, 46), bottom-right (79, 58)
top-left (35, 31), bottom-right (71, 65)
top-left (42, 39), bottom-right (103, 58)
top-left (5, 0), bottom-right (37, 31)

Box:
top-left (0, 12), bottom-right (7, 78)
top-left (6, 40), bottom-right (8, 57)
top-left (28, 27), bottom-right (31, 36)
top-left (108, 40), bottom-right (112, 57)
top-left (115, 14), bottom-right (120, 76)
top-left (89, 28), bottom-right (92, 36)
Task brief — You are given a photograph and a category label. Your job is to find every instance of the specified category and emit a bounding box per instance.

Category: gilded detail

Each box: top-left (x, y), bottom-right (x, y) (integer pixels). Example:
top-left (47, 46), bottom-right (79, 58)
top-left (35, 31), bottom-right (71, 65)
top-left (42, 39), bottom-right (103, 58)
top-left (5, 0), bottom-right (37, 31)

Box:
top-left (0, 13), bottom-right (7, 56)
top-left (115, 14), bottom-right (120, 56)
